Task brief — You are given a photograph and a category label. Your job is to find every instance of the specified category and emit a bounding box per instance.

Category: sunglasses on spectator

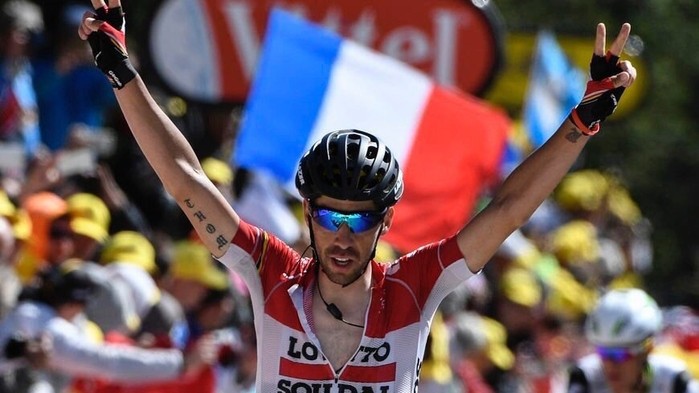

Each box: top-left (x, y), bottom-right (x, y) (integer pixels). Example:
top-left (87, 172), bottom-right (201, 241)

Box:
top-left (310, 204), bottom-right (387, 233)
top-left (596, 338), bottom-right (652, 363)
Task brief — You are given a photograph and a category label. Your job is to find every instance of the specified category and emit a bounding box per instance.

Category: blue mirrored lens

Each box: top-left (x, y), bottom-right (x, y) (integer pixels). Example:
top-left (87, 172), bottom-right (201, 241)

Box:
top-left (596, 347), bottom-right (633, 362)
top-left (312, 207), bottom-right (385, 233)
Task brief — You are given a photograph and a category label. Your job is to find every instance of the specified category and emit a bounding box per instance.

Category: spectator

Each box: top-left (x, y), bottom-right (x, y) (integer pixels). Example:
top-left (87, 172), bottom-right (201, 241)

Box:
top-left (0, 0), bottom-right (43, 158)
top-left (449, 311), bottom-right (516, 392)
top-left (67, 192), bottom-right (110, 260)
top-left (164, 239), bottom-right (229, 315)
top-left (88, 230), bottom-right (159, 335)
top-left (566, 288), bottom-right (699, 393)
top-left (32, 2), bottom-right (116, 152)
top-left (15, 191), bottom-right (73, 283)
top-left (419, 312), bottom-right (462, 392)
top-left (0, 189), bottom-right (30, 318)
top-left (0, 216), bottom-right (17, 320)
top-left (0, 260), bottom-right (214, 392)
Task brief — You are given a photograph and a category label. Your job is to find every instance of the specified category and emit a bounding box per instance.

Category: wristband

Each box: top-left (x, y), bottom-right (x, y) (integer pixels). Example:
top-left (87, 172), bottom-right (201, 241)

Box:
top-left (569, 77), bottom-right (618, 136)
top-left (87, 6), bottom-right (137, 89)
top-left (568, 111), bottom-right (600, 136)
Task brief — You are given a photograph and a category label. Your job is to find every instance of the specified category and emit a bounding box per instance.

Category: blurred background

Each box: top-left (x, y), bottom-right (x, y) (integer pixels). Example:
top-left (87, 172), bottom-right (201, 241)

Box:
top-left (1, 0), bottom-right (698, 391)
top-left (118, 0), bottom-right (698, 306)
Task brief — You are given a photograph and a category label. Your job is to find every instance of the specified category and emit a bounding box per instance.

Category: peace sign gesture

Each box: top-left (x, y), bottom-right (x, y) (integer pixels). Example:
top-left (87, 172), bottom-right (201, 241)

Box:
top-left (591, 23), bottom-right (636, 90)
top-left (568, 23), bottom-right (637, 136)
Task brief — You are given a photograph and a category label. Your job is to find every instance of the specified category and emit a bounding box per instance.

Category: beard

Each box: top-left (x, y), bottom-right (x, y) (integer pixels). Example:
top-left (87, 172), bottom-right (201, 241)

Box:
top-left (318, 247), bottom-right (371, 287)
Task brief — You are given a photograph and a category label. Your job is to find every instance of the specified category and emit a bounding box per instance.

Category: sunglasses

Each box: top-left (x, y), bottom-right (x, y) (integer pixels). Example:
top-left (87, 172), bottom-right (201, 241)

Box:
top-left (596, 339), bottom-right (651, 363)
top-left (596, 347), bottom-right (636, 362)
top-left (310, 205), bottom-right (386, 233)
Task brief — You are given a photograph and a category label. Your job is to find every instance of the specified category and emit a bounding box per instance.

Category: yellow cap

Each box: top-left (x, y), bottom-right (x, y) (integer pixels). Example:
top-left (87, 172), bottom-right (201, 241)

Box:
top-left (202, 157), bottom-right (233, 186)
top-left (0, 190), bottom-right (15, 217)
top-left (550, 220), bottom-right (599, 264)
top-left (545, 268), bottom-right (597, 320)
top-left (100, 231), bottom-right (156, 273)
top-left (500, 267), bottom-right (542, 307)
top-left (170, 240), bottom-right (228, 290)
top-left (607, 185), bottom-right (642, 226)
top-left (554, 170), bottom-right (609, 212)
top-left (67, 193), bottom-right (111, 243)
top-left (6, 208), bottom-right (31, 240)
top-left (482, 316), bottom-right (515, 370)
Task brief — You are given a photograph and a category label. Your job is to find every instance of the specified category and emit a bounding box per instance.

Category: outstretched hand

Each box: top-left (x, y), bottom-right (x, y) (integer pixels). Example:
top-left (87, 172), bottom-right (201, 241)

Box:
top-left (78, 0), bottom-right (137, 89)
top-left (569, 23), bottom-right (637, 136)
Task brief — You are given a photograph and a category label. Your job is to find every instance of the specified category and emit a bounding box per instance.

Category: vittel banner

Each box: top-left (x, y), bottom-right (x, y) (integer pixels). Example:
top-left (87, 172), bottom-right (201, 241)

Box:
top-left (146, 0), bottom-right (504, 103)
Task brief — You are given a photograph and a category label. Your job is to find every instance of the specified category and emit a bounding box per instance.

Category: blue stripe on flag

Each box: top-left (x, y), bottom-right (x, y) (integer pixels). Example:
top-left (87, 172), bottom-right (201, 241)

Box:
top-left (522, 31), bottom-right (585, 149)
top-left (234, 9), bottom-right (342, 182)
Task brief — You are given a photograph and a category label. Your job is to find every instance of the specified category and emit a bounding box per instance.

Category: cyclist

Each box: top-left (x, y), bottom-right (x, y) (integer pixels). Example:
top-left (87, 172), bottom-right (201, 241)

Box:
top-left (79, 1), bottom-right (636, 390)
top-left (567, 288), bottom-right (699, 393)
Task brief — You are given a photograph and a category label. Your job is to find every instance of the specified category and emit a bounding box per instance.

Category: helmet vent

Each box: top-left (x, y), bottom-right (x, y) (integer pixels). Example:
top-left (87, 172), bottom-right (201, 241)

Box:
top-left (367, 167), bottom-right (386, 189)
top-left (295, 129), bottom-right (404, 208)
top-left (612, 318), bottom-right (629, 335)
top-left (366, 145), bottom-right (378, 159)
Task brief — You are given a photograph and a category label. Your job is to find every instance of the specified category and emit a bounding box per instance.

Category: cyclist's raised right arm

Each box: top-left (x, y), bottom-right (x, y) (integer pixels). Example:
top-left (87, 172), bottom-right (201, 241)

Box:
top-left (79, 0), bottom-right (239, 257)
top-left (114, 78), bottom-right (240, 257)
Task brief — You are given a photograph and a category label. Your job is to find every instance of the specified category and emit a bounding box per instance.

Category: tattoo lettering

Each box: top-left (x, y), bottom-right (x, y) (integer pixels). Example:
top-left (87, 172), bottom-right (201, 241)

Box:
top-left (183, 198), bottom-right (228, 249)
top-left (216, 235), bottom-right (228, 249)
top-left (193, 211), bottom-right (206, 222)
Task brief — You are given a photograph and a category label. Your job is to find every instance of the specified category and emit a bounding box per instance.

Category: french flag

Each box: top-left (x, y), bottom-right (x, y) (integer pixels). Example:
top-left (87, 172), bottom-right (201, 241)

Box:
top-left (235, 9), bottom-right (511, 253)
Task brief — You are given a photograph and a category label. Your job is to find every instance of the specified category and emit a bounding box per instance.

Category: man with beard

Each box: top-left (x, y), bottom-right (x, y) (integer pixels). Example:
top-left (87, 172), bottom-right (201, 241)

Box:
top-left (79, 1), bottom-right (636, 390)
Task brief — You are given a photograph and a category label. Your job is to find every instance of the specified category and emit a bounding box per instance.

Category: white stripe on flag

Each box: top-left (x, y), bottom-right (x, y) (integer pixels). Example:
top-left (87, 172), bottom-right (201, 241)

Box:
top-left (309, 40), bottom-right (433, 164)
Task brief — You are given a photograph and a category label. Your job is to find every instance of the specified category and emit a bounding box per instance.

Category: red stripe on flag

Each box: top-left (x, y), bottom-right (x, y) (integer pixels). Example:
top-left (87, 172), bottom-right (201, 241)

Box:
top-left (340, 362), bottom-right (397, 383)
top-left (279, 358), bottom-right (334, 380)
top-left (384, 86), bottom-right (510, 253)
top-left (201, 0), bottom-right (241, 98)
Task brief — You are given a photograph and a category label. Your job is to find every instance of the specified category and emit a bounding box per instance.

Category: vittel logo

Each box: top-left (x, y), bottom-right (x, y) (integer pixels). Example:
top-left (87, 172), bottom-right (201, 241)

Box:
top-left (148, 0), bottom-right (501, 103)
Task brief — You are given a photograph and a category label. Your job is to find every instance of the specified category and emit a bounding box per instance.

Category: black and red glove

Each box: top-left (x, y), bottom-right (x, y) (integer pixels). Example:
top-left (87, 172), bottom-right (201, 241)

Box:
top-left (87, 6), bottom-right (137, 89)
top-left (569, 52), bottom-right (625, 136)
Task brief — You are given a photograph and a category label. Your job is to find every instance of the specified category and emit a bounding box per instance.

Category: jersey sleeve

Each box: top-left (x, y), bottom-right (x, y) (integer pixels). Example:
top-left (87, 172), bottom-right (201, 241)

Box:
top-left (388, 235), bottom-right (476, 317)
top-left (397, 237), bottom-right (474, 296)
top-left (216, 220), bottom-right (303, 300)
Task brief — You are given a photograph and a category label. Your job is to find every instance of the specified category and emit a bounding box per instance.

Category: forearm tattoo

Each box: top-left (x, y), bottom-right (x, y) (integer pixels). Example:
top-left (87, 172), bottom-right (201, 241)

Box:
top-left (184, 198), bottom-right (229, 250)
top-left (565, 126), bottom-right (585, 143)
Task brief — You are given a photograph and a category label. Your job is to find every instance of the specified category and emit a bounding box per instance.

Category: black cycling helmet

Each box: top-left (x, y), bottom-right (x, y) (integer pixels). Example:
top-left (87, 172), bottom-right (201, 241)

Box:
top-left (296, 129), bottom-right (403, 209)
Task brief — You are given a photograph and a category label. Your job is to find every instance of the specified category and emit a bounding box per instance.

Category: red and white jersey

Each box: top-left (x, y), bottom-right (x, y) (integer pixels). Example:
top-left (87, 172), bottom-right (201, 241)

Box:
top-left (217, 221), bottom-right (475, 392)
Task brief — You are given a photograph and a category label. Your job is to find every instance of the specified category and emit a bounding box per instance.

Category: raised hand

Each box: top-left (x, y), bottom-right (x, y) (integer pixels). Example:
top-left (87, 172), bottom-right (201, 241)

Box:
top-left (78, 0), bottom-right (136, 89)
top-left (569, 23), bottom-right (637, 136)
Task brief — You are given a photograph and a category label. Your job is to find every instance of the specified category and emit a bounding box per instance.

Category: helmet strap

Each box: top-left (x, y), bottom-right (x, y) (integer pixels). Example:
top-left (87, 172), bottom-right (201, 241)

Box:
top-left (307, 217), bottom-right (321, 263)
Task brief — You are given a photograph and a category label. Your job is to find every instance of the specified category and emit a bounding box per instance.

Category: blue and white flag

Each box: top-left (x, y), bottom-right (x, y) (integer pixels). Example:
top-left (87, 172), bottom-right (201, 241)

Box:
top-left (522, 31), bottom-right (586, 149)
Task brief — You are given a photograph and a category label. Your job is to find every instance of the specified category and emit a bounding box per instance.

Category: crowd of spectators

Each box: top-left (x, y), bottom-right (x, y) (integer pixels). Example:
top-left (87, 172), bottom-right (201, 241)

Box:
top-left (1, 1), bottom-right (698, 392)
